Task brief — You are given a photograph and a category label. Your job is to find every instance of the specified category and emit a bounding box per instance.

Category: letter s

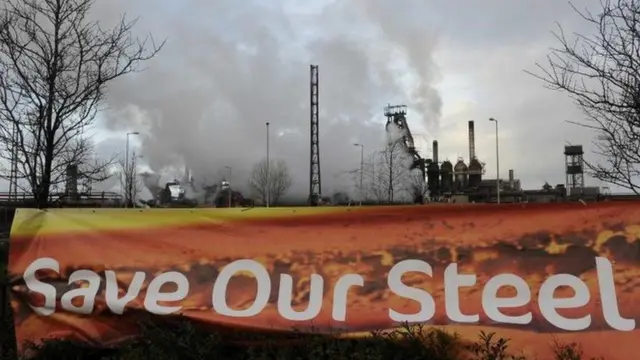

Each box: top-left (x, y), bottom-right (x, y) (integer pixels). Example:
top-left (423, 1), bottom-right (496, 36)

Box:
top-left (387, 260), bottom-right (435, 323)
top-left (23, 258), bottom-right (59, 316)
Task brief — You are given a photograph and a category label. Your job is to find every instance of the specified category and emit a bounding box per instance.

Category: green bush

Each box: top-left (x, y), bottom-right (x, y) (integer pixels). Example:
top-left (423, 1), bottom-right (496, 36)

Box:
top-left (0, 319), bottom-right (604, 360)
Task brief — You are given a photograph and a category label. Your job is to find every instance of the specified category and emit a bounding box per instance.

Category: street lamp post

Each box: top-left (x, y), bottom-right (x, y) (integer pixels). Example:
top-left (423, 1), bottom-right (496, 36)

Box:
top-left (131, 153), bottom-right (143, 205)
top-left (488, 118), bottom-right (500, 204)
top-left (354, 143), bottom-right (364, 205)
top-left (266, 122), bottom-right (270, 208)
top-left (125, 131), bottom-right (139, 208)
top-left (225, 165), bottom-right (232, 208)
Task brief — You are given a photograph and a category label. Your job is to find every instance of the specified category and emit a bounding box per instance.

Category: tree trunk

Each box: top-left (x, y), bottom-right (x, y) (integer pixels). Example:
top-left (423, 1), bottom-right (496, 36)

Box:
top-left (36, 144), bottom-right (55, 209)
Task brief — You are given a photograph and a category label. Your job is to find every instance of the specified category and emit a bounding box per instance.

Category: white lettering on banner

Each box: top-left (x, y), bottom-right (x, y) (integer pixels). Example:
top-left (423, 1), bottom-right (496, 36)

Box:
top-left (444, 263), bottom-right (479, 323)
top-left (331, 274), bottom-right (364, 321)
top-left (144, 271), bottom-right (190, 315)
top-left (20, 256), bottom-right (636, 331)
top-left (539, 274), bottom-right (591, 331)
top-left (105, 270), bottom-right (145, 314)
top-left (23, 258), bottom-right (58, 316)
top-left (212, 259), bottom-right (271, 317)
top-left (595, 257), bottom-right (635, 331)
top-left (278, 274), bottom-right (324, 321)
top-left (387, 260), bottom-right (436, 322)
top-left (60, 270), bottom-right (101, 314)
top-left (482, 274), bottom-right (532, 325)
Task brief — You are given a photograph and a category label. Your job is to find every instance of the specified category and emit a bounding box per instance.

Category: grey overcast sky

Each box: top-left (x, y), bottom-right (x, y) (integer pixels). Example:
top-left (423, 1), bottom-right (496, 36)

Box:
top-left (70, 0), bottom-right (614, 196)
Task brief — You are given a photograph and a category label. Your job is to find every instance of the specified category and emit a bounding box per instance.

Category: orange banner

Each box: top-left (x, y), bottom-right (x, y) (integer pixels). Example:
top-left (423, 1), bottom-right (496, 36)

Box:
top-left (7, 203), bottom-right (640, 359)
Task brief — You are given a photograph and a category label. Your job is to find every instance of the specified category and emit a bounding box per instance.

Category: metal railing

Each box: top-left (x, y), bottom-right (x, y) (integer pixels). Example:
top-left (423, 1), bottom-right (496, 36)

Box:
top-left (0, 191), bottom-right (124, 208)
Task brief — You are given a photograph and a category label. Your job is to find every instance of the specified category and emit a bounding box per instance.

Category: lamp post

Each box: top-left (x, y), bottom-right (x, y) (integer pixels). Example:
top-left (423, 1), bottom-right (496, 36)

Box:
top-left (266, 122), bottom-right (270, 208)
top-left (354, 143), bottom-right (364, 205)
top-left (225, 165), bottom-right (232, 208)
top-left (125, 131), bottom-right (139, 208)
top-left (488, 118), bottom-right (500, 204)
top-left (131, 153), bottom-right (143, 205)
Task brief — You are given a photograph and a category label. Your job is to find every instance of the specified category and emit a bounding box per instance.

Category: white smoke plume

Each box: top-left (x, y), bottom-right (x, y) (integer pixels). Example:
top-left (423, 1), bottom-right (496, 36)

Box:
top-left (97, 0), bottom-right (441, 200)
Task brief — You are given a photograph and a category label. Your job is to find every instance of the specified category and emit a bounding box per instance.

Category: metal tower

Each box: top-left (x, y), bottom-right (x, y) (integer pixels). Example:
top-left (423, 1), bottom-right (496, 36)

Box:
top-left (309, 65), bottom-right (322, 205)
top-left (564, 145), bottom-right (585, 190)
top-left (384, 104), bottom-right (427, 203)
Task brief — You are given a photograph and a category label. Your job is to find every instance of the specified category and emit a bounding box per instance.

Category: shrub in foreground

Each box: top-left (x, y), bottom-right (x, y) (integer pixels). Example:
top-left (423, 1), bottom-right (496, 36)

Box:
top-left (4, 320), bottom-right (604, 360)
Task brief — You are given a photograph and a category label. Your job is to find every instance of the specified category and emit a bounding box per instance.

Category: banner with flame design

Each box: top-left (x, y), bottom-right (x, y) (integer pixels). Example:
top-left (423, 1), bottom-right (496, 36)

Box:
top-left (7, 202), bottom-right (640, 359)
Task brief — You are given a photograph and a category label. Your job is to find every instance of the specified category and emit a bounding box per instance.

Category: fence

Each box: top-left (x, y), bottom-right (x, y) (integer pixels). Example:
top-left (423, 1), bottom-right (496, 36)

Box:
top-left (0, 191), bottom-right (124, 208)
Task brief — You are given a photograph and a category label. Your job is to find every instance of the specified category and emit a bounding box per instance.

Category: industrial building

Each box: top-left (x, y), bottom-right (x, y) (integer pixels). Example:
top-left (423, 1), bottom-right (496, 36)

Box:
top-left (423, 120), bottom-right (605, 204)
top-left (0, 63), bottom-right (628, 207)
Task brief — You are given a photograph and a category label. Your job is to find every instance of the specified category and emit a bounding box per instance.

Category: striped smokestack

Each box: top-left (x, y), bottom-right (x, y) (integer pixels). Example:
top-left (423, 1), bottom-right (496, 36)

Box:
top-left (468, 120), bottom-right (475, 160)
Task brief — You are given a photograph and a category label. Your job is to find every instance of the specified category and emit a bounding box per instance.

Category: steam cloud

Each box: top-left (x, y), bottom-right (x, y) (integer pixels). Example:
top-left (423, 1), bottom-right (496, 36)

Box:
top-left (99, 0), bottom-right (441, 200)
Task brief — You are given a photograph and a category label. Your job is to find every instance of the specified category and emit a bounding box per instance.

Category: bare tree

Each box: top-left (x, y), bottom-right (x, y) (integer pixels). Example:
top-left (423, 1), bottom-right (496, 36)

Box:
top-left (118, 152), bottom-right (141, 207)
top-left (361, 157), bottom-right (386, 203)
top-left (403, 169), bottom-right (428, 203)
top-left (528, 0), bottom-right (640, 194)
top-left (362, 142), bottom-right (413, 203)
top-left (0, 0), bottom-right (163, 207)
top-left (249, 158), bottom-right (292, 206)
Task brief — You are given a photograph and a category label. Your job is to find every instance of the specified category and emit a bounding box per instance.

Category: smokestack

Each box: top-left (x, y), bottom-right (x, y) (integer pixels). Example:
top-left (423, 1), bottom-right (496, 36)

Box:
top-left (183, 166), bottom-right (190, 183)
top-left (468, 120), bottom-right (475, 160)
top-left (432, 140), bottom-right (438, 164)
top-left (509, 169), bottom-right (515, 190)
top-left (65, 164), bottom-right (78, 196)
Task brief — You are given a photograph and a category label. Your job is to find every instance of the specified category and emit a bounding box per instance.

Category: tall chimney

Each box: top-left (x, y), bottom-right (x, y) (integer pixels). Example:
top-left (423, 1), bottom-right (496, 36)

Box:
top-left (432, 140), bottom-right (439, 164)
top-left (183, 166), bottom-right (192, 185)
top-left (65, 164), bottom-right (78, 196)
top-left (468, 120), bottom-right (475, 160)
top-left (509, 169), bottom-right (515, 189)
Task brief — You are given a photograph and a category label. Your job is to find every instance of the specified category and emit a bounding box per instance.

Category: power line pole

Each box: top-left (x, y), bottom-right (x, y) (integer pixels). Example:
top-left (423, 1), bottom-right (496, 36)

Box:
top-left (309, 64), bottom-right (321, 205)
top-left (489, 118), bottom-right (500, 204)
top-left (266, 122), bottom-right (270, 208)
top-left (225, 165), bottom-right (232, 207)
top-left (125, 131), bottom-right (139, 208)
top-left (354, 143), bottom-right (364, 204)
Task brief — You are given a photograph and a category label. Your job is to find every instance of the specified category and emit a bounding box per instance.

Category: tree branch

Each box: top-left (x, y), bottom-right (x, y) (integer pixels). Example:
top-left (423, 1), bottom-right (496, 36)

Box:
top-left (0, 0), bottom-right (164, 206)
top-left (527, 0), bottom-right (640, 194)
